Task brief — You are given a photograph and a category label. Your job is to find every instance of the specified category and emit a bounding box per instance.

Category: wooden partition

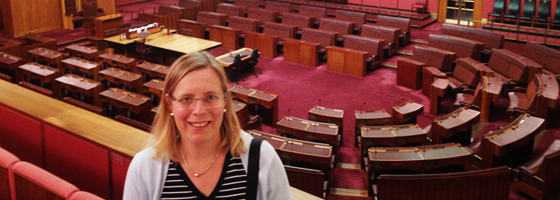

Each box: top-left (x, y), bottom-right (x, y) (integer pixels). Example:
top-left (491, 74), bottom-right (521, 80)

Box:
top-left (209, 25), bottom-right (240, 50)
top-left (0, 79), bottom-right (319, 200)
top-left (0, 0), bottom-right (62, 37)
top-left (377, 166), bottom-right (511, 200)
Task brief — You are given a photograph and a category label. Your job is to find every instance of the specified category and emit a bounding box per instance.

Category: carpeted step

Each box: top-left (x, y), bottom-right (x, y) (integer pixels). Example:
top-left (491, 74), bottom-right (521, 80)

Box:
top-left (331, 168), bottom-right (368, 190)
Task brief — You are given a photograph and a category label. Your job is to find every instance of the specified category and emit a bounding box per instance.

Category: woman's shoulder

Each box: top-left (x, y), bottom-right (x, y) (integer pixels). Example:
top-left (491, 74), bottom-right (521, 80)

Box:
top-left (239, 130), bottom-right (275, 157)
top-left (130, 147), bottom-right (169, 169)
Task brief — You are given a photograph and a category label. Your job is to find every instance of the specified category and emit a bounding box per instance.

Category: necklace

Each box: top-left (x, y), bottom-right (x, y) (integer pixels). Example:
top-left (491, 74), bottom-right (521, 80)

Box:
top-left (180, 147), bottom-right (220, 177)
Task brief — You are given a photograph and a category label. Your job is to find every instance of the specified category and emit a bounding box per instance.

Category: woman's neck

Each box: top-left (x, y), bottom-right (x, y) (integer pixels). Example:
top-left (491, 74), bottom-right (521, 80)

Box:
top-left (180, 137), bottom-right (223, 160)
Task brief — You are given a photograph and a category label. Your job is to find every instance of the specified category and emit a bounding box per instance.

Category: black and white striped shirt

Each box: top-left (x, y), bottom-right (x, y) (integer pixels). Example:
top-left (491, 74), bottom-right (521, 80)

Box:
top-left (161, 152), bottom-right (248, 200)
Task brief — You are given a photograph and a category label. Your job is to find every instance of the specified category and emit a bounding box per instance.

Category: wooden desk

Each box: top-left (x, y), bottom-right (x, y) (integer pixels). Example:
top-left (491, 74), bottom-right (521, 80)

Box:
top-left (361, 124), bottom-right (427, 157)
top-left (134, 62), bottom-right (169, 80)
top-left (94, 14), bottom-right (124, 39)
top-left (248, 130), bottom-right (333, 175)
top-left (536, 74), bottom-right (559, 119)
top-left (233, 100), bottom-right (249, 130)
top-left (99, 53), bottom-right (136, 71)
top-left (54, 74), bottom-right (102, 107)
top-left (391, 101), bottom-right (423, 125)
top-left (0, 37), bottom-right (23, 59)
top-left (422, 66), bottom-right (446, 97)
top-left (17, 62), bottom-right (59, 89)
top-left (230, 85), bottom-right (278, 126)
top-left (367, 143), bottom-right (472, 184)
top-left (99, 68), bottom-right (143, 94)
top-left (480, 76), bottom-right (502, 122)
top-left (431, 107), bottom-right (480, 145)
top-left (99, 88), bottom-right (151, 123)
top-left (27, 48), bottom-right (63, 68)
top-left (480, 114), bottom-right (545, 169)
top-left (429, 77), bottom-right (449, 115)
top-left (215, 48), bottom-right (253, 67)
top-left (355, 109), bottom-right (391, 147)
top-left (396, 58), bottom-right (424, 90)
top-left (143, 79), bottom-right (164, 107)
top-left (276, 116), bottom-right (339, 152)
top-left (62, 57), bottom-right (101, 81)
top-left (0, 51), bottom-right (22, 81)
top-left (65, 44), bottom-right (99, 62)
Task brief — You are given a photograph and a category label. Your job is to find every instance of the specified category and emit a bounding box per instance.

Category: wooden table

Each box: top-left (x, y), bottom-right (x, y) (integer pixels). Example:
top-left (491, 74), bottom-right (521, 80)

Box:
top-left (397, 58), bottom-right (424, 90)
top-left (215, 48), bottom-right (253, 67)
top-left (54, 74), bottom-right (102, 107)
top-left (480, 76), bottom-right (502, 122)
top-left (99, 68), bottom-right (143, 94)
top-left (430, 77), bottom-right (449, 115)
top-left (99, 88), bottom-right (151, 123)
top-left (27, 48), bottom-right (63, 68)
top-left (99, 53), bottom-right (136, 71)
top-left (94, 14), bottom-right (124, 39)
top-left (230, 85), bottom-right (278, 126)
top-left (65, 44), bottom-right (99, 61)
top-left (17, 62), bottom-right (59, 89)
top-left (355, 109), bottom-right (392, 147)
top-left (392, 101), bottom-right (423, 124)
top-left (276, 116), bottom-right (340, 152)
top-left (61, 57), bottom-right (101, 81)
top-left (134, 62), bottom-right (169, 81)
top-left (145, 32), bottom-right (222, 54)
top-left (536, 73), bottom-right (559, 119)
top-left (431, 107), bottom-right (480, 145)
top-left (309, 105), bottom-right (343, 136)
top-left (103, 28), bottom-right (167, 56)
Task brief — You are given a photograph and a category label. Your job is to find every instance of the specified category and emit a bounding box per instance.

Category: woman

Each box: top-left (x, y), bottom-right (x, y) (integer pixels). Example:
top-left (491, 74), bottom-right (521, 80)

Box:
top-left (123, 51), bottom-right (292, 200)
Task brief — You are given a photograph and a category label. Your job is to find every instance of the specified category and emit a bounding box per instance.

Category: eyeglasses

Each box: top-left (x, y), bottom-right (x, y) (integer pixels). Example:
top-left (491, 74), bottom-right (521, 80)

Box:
top-left (168, 93), bottom-right (225, 109)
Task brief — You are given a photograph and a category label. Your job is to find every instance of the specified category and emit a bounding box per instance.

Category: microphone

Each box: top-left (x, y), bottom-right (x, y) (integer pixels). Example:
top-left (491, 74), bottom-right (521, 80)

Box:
top-left (360, 102), bottom-right (366, 110)
top-left (287, 109), bottom-right (291, 117)
top-left (318, 99), bottom-right (321, 107)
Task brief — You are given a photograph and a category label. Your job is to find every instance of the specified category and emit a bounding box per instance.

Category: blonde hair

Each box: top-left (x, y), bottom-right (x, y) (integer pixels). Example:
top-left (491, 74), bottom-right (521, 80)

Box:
top-left (145, 51), bottom-right (245, 162)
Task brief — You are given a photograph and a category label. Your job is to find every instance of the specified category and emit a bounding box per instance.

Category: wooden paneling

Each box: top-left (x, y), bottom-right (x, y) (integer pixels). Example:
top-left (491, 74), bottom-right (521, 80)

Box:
top-left (1, 0), bottom-right (62, 37)
top-left (97, 0), bottom-right (116, 15)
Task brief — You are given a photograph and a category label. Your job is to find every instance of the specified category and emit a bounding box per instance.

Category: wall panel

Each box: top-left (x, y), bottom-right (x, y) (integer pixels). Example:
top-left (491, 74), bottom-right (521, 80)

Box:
top-left (3, 0), bottom-right (62, 37)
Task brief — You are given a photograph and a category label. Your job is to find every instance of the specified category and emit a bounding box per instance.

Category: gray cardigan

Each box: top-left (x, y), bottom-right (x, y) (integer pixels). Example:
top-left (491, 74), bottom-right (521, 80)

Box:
top-left (123, 131), bottom-right (293, 200)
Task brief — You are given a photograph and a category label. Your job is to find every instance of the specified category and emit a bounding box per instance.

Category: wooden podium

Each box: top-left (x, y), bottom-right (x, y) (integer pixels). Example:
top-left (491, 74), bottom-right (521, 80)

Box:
top-left (94, 14), bottom-right (124, 39)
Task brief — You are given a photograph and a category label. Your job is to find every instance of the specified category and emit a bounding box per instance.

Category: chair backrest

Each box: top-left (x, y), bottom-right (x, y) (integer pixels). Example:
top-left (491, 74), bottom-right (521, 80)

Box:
top-left (247, 8), bottom-right (277, 22)
top-left (12, 161), bottom-right (79, 199)
top-left (135, 40), bottom-right (147, 53)
top-left (522, 42), bottom-right (560, 75)
top-left (301, 28), bottom-right (334, 49)
top-left (104, 29), bottom-right (117, 38)
top-left (263, 22), bottom-right (294, 41)
top-left (197, 11), bottom-right (227, 26)
top-left (298, 5), bottom-right (326, 20)
top-left (282, 13), bottom-right (314, 31)
top-left (64, 0), bottom-right (78, 15)
top-left (537, 0), bottom-right (551, 18)
top-left (251, 48), bottom-right (260, 60)
top-left (555, 3), bottom-right (560, 19)
top-left (216, 3), bottom-right (244, 18)
top-left (493, 0), bottom-right (507, 13)
top-left (453, 58), bottom-right (481, 86)
top-left (523, 0), bottom-right (537, 16)
top-left (335, 10), bottom-right (366, 27)
top-left (179, 28), bottom-right (193, 36)
top-left (233, 54), bottom-right (241, 66)
top-left (344, 35), bottom-right (385, 58)
top-left (82, 1), bottom-right (98, 18)
top-left (508, 0), bottom-right (521, 15)
top-left (265, 1), bottom-right (292, 14)
top-left (0, 147), bottom-right (20, 200)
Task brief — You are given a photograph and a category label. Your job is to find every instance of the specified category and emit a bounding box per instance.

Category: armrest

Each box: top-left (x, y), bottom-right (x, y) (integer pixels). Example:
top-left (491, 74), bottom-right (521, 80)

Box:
top-left (444, 72), bottom-right (453, 77)
top-left (462, 88), bottom-right (475, 94)
top-left (459, 101), bottom-right (480, 109)
top-left (510, 86), bottom-right (527, 93)
top-left (513, 107), bottom-right (537, 116)
top-left (507, 79), bottom-right (521, 85)
top-left (245, 115), bottom-right (262, 130)
top-left (460, 83), bottom-right (474, 89)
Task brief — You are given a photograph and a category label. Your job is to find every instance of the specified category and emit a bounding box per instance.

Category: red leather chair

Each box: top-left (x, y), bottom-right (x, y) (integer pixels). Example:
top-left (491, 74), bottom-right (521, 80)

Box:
top-left (0, 147), bottom-right (20, 200)
top-left (135, 40), bottom-right (154, 60)
top-left (411, 0), bottom-right (428, 14)
top-left (11, 161), bottom-right (79, 199)
top-left (68, 191), bottom-right (105, 200)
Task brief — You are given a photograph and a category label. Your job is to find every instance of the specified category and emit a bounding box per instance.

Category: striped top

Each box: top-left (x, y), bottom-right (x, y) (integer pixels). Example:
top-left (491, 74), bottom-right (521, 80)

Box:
top-left (161, 152), bottom-right (248, 200)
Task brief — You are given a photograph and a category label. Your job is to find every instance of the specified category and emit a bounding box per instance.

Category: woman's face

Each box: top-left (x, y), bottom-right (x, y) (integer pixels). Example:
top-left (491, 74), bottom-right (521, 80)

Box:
top-left (168, 67), bottom-right (226, 145)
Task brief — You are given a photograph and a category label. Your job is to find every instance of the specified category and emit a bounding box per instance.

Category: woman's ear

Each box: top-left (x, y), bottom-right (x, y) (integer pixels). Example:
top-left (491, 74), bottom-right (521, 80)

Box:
top-left (165, 93), bottom-right (173, 112)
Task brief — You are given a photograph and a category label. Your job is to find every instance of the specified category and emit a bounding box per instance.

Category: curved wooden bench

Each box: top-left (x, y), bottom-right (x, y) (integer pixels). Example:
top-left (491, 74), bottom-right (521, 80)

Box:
top-left (513, 140), bottom-right (560, 200)
top-left (376, 15), bottom-right (411, 46)
top-left (361, 25), bottom-right (400, 57)
top-left (244, 22), bottom-right (297, 58)
top-left (428, 34), bottom-right (484, 61)
top-left (327, 35), bottom-right (385, 75)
